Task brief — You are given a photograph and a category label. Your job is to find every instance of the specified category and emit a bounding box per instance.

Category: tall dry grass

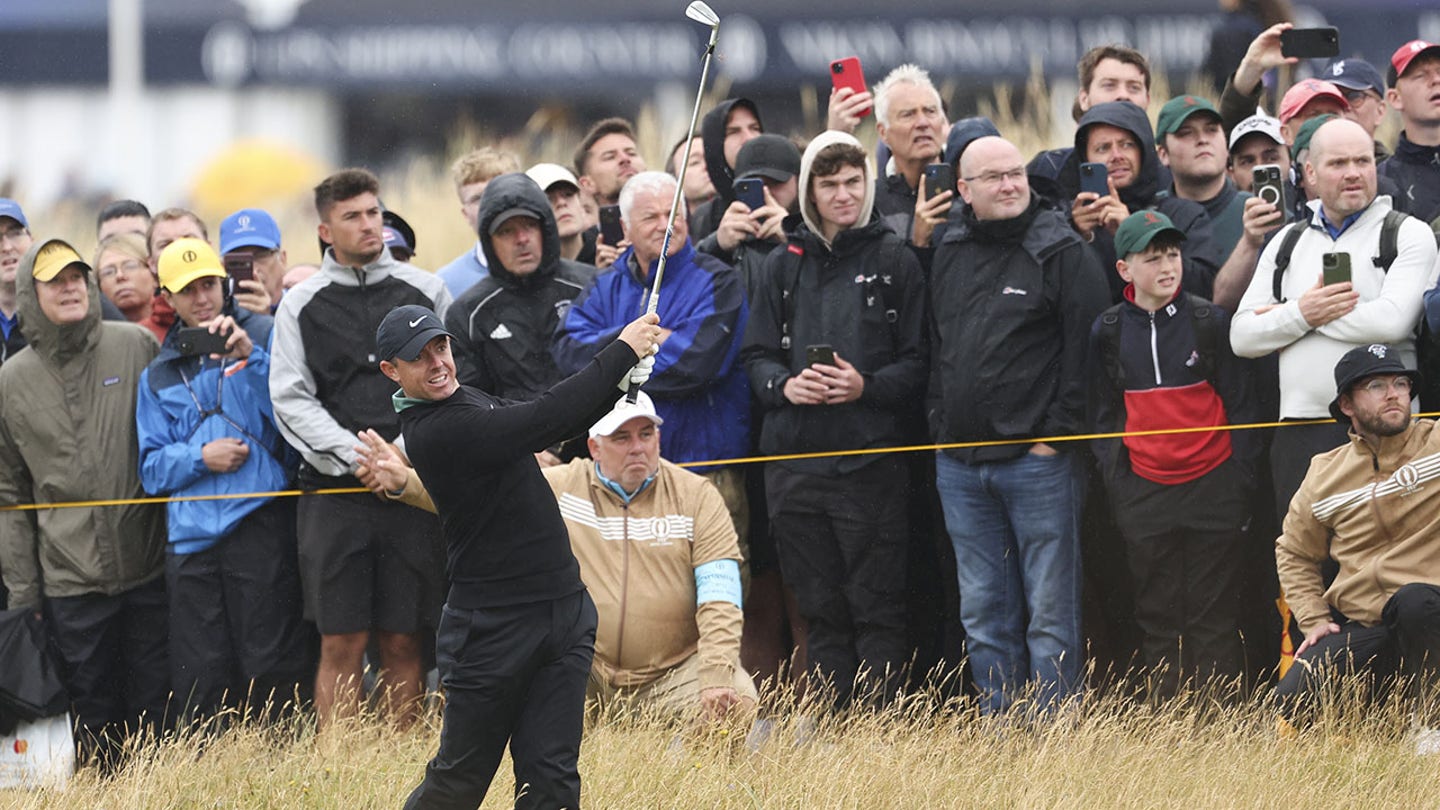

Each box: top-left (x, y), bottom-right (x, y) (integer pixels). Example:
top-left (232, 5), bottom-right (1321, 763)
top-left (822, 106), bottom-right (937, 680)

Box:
top-left (5, 673), bottom-right (1440, 809)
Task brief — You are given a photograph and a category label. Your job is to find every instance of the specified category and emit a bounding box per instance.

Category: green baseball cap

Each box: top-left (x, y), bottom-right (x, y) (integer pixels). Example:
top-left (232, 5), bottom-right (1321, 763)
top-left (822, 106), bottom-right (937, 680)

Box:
top-left (1114, 209), bottom-right (1187, 257)
top-left (1155, 94), bottom-right (1222, 139)
top-left (1292, 113), bottom-right (1338, 157)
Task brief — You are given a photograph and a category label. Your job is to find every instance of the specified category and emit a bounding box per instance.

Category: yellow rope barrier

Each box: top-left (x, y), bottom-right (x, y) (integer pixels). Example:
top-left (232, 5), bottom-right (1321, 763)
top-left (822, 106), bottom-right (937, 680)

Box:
top-left (5, 413), bottom-right (1430, 512)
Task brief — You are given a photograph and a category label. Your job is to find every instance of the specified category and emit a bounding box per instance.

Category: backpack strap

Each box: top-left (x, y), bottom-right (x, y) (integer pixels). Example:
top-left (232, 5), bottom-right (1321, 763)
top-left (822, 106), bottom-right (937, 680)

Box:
top-left (1185, 293), bottom-right (1219, 383)
top-left (1097, 304), bottom-right (1124, 390)
top-left (777, 240), bottom-right (805, 351)
top-left (1373, 208), bottom-right (1410, 272)
top-left (1270, 221), bottom-right (1308, 303)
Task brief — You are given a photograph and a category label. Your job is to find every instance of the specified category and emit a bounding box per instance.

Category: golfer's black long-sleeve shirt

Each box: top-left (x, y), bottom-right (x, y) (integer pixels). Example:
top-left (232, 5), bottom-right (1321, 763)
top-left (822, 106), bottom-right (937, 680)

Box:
top-left (397, 340), bottom-right (639, 609)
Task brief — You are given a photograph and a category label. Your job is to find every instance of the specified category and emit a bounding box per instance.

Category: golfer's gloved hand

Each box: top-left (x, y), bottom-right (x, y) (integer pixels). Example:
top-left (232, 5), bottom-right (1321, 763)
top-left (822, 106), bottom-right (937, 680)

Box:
top-left (618, 355), bottom-right (656, 392)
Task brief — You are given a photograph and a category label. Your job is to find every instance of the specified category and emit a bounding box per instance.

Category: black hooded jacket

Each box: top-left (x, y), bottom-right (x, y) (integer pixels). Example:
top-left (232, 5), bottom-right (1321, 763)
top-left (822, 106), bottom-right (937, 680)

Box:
top-left (689, 98), bottom-right (762, 241)
top-left (1058, 101), bottom-right (1223, 302)
top-left (445, 172), bottom-right (598, 401)
top-left (927, 199), bottom-right (1110, 463)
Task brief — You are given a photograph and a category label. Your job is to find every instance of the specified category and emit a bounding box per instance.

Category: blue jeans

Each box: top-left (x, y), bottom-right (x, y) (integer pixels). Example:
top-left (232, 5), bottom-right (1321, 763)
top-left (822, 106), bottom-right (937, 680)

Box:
top-left (936, 450), bottom-right (1083, 714)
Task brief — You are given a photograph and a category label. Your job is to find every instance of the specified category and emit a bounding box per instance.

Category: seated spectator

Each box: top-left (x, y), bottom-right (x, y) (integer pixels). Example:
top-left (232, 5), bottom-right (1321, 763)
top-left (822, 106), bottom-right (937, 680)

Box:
top-left (1275, 344), bottom-right (1440, 747)
top-left (1087, 210), bottom-right (1258, 697)
top-left (136, 239), bottom-right (307, 722)
top-left (1060, 101), bottom-right (1224, 301)
top-left (545, 393), bottom-right (756, 721)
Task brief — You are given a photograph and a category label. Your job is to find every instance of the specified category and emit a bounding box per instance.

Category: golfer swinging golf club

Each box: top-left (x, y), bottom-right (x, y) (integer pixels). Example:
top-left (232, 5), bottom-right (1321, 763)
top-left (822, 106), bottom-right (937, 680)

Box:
top-left (383, 303), bottom-right (660, 809)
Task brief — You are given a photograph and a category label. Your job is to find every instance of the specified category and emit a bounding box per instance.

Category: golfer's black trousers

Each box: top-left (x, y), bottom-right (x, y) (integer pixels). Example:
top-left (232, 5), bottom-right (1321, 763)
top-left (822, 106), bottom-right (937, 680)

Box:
top-left (404, 589), bottom-right (596, 810)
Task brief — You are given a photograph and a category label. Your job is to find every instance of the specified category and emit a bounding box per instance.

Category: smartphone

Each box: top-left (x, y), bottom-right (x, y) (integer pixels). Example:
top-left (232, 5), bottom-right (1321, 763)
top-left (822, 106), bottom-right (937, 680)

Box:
top-left (829, 56), bottom-right (872, 118)
top-left (805, 344), bottom-right (835, 367)
top-left (1079, 162), bottom-right (1109, 197)
top-left (1252, 164), bottom-right (1288, 213)
top-left (734, 177), bottom-right (765, 211)
top-left (223, 252), bottom-right (254, 283)
top-left (923, 164), bottom-right (956, 201)
top-left (1322, 252), bottom-right (1352, 286)
top-left (598, 204), bottom-right (625, 246)
top-left (175, 326), bottom-right (232, 357)
top-left (1280, 27), bottom-right (1340, 59)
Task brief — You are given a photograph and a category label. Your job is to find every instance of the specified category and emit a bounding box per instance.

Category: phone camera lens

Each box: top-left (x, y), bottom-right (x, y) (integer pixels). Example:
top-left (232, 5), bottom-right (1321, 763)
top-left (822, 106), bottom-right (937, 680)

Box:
top-left (832, 63), bottom-right (843, 73)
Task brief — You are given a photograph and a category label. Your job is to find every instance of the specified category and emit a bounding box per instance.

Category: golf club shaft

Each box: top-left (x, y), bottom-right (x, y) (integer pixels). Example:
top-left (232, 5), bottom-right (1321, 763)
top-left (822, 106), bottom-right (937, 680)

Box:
top-left (629, 16), bottom-right (719, 402)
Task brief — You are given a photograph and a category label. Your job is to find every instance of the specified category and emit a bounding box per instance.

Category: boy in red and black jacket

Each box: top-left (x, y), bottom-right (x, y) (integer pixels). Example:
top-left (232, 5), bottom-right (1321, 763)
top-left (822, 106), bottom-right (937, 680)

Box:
top-left (1087, 209), bottom-right (1259, 696)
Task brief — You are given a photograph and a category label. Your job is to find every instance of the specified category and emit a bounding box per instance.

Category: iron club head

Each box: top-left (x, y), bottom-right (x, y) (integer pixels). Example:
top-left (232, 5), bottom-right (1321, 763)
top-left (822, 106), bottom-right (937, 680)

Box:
top-left (685, 1), bottom-right (720, 29)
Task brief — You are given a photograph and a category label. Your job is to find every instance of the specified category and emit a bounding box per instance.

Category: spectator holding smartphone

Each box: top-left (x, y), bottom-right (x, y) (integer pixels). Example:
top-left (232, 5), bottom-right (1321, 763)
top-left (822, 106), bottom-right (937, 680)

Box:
top-left (741, 131), bottom-right (927, 710)
top-left (136, 238), bottom-right (307, 724)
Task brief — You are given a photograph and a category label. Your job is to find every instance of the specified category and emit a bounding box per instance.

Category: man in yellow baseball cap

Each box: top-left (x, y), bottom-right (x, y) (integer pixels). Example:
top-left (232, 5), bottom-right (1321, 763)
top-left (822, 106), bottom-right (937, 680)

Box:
top-left (141, 236), bottom-right (307, 726)
top-left (0, 236), bottom-right (165, 767)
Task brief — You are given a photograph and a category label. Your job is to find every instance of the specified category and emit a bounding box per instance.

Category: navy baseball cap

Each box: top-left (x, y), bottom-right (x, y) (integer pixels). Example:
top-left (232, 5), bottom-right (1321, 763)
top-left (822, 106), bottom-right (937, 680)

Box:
top-left (0, 198), bottom-right (29, 229)
top-left (1323, 58), bottom-right (1386, 95)
top-left (1329, 343), bottom-right (1420, 422)
top-left (220, 208), bottom-right (281, 254)
top-left (376, 305), bottom-right (454, 362)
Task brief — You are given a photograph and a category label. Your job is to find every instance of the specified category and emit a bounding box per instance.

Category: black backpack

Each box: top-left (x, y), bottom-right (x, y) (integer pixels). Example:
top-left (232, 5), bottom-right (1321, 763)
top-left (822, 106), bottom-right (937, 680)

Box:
top-left (1268, 209), bottom-right (1410, 302)
top-left (1095, 293), bottom-right (1221, 390)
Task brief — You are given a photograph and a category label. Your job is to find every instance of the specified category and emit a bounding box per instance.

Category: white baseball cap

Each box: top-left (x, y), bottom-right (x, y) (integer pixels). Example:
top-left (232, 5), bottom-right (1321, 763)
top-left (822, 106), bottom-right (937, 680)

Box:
top-left (1228, 114), bottom-right (1285, 150)
top-left (589, 391), bottom-right (664, 438)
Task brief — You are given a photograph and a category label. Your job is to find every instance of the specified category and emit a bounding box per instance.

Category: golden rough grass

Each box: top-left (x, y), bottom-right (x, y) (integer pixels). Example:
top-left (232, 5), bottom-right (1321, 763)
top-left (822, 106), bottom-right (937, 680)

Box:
top-left (5, 676), bottom-right (1440, 809)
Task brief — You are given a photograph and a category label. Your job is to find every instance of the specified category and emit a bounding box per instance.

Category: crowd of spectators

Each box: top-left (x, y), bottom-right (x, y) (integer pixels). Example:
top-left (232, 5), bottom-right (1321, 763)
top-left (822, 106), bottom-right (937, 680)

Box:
top-left (5, 21), bottom-right (1440, 773)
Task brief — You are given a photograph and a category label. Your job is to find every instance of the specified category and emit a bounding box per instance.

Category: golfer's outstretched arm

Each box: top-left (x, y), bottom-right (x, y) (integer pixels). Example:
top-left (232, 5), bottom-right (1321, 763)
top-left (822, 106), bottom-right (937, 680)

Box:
top-left (443, 315), bottom-right (661, 466)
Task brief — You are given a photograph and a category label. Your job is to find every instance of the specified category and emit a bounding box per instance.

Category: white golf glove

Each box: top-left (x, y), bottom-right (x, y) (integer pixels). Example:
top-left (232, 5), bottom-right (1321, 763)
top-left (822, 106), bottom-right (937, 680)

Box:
top-left (618, 354), bottom-right (656, 392)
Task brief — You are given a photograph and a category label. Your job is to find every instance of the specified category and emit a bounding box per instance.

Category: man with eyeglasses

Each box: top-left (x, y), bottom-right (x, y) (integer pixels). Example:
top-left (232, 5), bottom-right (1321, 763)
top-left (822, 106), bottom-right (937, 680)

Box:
top-left (1322, 59), bottom-right (1391, 161)
top-left (136, 238), bottom-right (306, 723)
top-left (0, 199), bottom-right (34, 366)
top-left (1232, 117), bottom-right (1438, 524)
top-left (925, 135), bottom-right (1108, 715)
top-left (1275, 344), bottom-right (1440, 748)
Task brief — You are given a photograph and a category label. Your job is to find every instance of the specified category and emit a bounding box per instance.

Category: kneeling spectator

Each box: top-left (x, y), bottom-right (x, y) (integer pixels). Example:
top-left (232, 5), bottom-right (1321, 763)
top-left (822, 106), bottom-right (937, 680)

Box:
top-left (137, 239), bottom-right (307, 721)
top-left (1087, 211), bottom-right (1258, 697)
top-left (544, 393), bottom-right (755, 721)
top-left (1276, 344), bottom-right (1440, 743)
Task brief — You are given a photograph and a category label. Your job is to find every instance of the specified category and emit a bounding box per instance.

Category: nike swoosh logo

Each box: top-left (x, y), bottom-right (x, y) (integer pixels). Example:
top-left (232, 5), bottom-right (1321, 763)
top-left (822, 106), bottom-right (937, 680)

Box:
top-left (409, 318), bottom-right (424, 328)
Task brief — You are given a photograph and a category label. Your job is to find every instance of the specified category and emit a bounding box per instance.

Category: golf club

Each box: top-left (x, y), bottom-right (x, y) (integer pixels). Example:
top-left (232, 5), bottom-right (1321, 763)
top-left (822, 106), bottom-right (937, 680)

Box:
top-left (628, 0), bottom-right (720, 403)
